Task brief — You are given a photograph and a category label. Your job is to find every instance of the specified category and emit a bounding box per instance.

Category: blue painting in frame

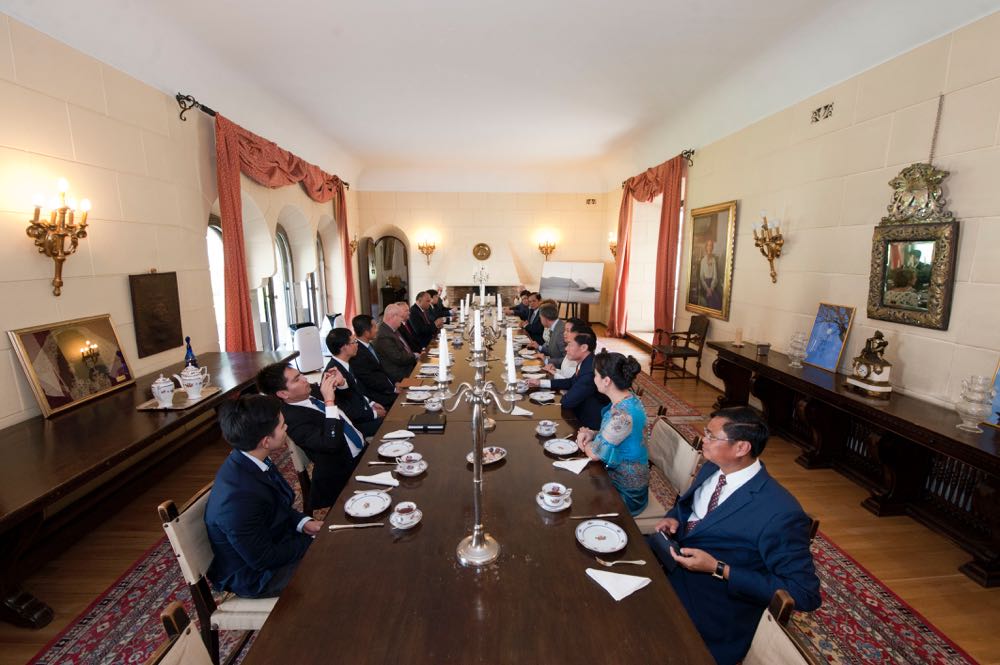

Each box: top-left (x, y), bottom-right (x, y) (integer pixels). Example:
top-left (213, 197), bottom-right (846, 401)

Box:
top-left (988, 360), bottom-right (1000, 430)
top-left (804, 303), bottom-right (856, 373)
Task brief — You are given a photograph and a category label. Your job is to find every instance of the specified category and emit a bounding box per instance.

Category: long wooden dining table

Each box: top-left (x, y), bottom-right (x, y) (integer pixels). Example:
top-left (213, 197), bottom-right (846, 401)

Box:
top-left (243, 327), bottom-right (713, 664)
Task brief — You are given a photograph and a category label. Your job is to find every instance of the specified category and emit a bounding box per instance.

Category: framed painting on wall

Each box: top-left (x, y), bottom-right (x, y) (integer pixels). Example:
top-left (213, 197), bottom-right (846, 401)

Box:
top-left (8, 314), bottom-right (134, 417)
top-left (129, 271), bottom-right (183, 358)
top-left (804, 303), bottom-right (856, 373)
top-left (685, 200), bottom-right (737, 321)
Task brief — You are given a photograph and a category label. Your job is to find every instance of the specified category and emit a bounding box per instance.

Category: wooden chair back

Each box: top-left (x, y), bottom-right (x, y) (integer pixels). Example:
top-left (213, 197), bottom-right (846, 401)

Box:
top-left (647, 418), bottom-right (701, 494)
top-left (145, 602), bottom-right (214, 665)
top-left (285, 435), bottom-right (313, 514)
top-left (743, 590), bottom-right (820, 665)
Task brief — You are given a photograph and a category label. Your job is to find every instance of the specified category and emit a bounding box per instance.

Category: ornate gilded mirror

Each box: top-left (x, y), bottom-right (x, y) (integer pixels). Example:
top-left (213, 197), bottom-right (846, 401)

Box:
top-left (866, 163), bottom-right (958, 330)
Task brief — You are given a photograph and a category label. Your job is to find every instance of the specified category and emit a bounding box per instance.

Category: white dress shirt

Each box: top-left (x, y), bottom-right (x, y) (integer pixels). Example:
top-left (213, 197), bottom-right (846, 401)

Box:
top-left (239, 451), bottom-right (312, 533)
top-left (687, 459), bottom-right (762, 523)
top-left (290, 397), bottom-right (365, 458)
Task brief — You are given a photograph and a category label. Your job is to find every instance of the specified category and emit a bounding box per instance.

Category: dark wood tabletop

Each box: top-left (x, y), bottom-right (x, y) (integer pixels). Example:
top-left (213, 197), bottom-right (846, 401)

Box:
top-left (0, 351), bottom-right (293, 530)
top-left (244, 339), bottom-right (712, 664)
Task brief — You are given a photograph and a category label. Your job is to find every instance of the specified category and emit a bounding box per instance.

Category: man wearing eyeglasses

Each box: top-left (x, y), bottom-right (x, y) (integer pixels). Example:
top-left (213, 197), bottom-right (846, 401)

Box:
top-left (650, 406), bottom-right (820, 665)
top-left (325, 327), bottom-right (386, 437)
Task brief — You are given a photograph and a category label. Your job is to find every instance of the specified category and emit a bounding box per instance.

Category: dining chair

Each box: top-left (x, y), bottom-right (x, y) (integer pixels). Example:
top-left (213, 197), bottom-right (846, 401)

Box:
top-left (144, 602), bottom-right (214, 665)
top-left (649, 315), bottom-right (710, 384)
top-left (158, 484), bottom-right (276, 665)
top-left (743, 590), bottom-right (820, 665)
top-left (635, 418), bottom-right (703, 534)
top-left (286, 435), bottom-right (313, 514)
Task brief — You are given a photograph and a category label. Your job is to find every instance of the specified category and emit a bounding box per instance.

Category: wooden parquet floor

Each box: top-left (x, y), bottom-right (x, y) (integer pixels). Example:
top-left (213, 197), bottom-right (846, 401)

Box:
top-left (2, 329), bottom-right (998, 664)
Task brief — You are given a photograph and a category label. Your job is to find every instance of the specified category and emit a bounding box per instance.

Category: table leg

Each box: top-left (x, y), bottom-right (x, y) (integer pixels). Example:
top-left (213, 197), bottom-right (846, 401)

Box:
top-left (792, 397), bottom-right (841, 469)
top-left (0, 512), bottom-right (53, 629)
top-left (861, 433), bottom-right (929, 517)
top-left (711, 356), bottom-right (751, 410)
top-left (958, 475), bottom-right (1000, 587)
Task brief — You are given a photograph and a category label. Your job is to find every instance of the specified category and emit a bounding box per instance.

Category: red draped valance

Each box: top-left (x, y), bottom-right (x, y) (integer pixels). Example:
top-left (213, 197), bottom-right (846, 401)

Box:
top-left (215, 115), bottom-right (356, 352)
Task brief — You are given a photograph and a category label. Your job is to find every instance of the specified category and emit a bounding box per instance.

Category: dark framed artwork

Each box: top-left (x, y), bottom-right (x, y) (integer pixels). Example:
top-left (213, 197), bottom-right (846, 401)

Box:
top-left (9, 314), bottom-right (134, 417)
top-left (129, 272), bottom-right (183, 358)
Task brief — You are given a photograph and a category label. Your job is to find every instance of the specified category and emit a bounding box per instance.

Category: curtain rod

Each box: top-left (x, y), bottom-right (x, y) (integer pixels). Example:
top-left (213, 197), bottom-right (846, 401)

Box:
top-left (621, 149), bottom-right (695, 188)
top-left (175, 93), bottom-right (350, 190)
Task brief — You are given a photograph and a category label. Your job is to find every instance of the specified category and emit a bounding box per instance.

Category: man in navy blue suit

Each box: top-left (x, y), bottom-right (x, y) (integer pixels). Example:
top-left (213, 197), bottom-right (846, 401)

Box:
top-left (650, 406), bottom-right (821, 665)
top-left (525, 326), bottom-right (608, 429)
top-left (204, 395), bottom-right (322, 599)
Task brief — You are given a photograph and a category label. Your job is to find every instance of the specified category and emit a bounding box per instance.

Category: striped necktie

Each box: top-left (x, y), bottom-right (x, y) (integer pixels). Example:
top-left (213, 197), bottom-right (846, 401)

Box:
top-left (685, 474), bottom-right (727, 535)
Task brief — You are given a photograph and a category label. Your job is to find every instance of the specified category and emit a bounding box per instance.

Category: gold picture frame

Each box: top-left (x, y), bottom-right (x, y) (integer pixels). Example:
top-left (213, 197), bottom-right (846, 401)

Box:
top-left (9, 314), bottom-right (135, 417)
top-left (803, 302), bottom-right (856, 373)
top-left (686, 200), bottom-right (737, 321)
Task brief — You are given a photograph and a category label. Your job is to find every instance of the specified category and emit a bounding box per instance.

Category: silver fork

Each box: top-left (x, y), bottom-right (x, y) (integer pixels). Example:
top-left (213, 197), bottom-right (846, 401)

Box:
top-left (595, 557), bottom-right (646, 567)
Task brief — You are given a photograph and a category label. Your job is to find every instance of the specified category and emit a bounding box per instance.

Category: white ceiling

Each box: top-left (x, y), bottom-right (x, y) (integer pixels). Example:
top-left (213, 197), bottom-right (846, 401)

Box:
top-left (3, 0), bottom-right (1000, 185)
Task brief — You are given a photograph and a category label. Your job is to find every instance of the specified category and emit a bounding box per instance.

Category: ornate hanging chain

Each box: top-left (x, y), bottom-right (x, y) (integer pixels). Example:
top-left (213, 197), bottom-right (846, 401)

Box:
top-left (928, 94), bottom-right (944, 165)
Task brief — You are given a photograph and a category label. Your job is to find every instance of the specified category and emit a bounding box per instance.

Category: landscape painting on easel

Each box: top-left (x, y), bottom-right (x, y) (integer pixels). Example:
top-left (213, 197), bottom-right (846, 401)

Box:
top-left (539, 262), bottom-right (605, 305)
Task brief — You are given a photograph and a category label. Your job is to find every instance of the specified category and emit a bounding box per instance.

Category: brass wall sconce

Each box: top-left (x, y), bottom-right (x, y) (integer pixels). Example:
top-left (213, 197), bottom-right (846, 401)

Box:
top-left (348, 233), bottom-right (358, 256)
top-left (753, 212), bottom-right (783, 283)
top-left (538, 240), bottom-right (556, 260)
top-left (608, 231), bottom-right (618, 258)
top-left (417, 239), bottom-right (436, 265)
top-left (28, 178), bottom-right (90, 296)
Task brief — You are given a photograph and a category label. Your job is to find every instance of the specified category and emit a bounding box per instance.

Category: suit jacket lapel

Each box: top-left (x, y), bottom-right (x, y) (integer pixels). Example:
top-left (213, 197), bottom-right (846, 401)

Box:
top-left (691, 464), bottom-right (770, 536)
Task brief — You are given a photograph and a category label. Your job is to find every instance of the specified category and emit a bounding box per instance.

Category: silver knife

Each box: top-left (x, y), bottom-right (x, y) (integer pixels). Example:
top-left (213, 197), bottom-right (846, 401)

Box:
top-left (569, 513), bottom-right (619, 520)
top-left (328, 522), bottom-right (384, 531)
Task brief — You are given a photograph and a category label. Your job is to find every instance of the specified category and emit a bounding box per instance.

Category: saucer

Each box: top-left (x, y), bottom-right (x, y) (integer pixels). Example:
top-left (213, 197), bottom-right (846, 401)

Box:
top-left (535, 427), bottom-right (557, 437)
top-left (390, 509), bottom-right (423, 529)
top-left (466, 446), bottom-right (507, 465)
top-left (544, 438), bottom-right (578, 455)
top-left (530, 391), bottom-right (555, 403)
top-left (536, 491), bottom-right (572, 513)
top-left (406, 392), bottom-right (430, 402)
top-left (378, 441), bottom-right (414, 457)
top-left (344, 490), bottom-right (392, 518)
top-left (424, 403), bottom-right (443, 412)
top-left (396, 460), bottom-right (428, 477)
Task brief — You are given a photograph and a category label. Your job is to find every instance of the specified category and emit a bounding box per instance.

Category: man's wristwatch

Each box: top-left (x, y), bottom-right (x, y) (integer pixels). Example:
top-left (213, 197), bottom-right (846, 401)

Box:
top-left (713, 560), bottom-right (727, 580)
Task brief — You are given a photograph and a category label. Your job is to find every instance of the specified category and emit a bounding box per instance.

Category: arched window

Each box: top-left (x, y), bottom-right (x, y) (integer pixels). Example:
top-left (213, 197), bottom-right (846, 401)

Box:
top-left (310, 234), bottom-right (328, 324)
top-left (206, 219), bottom-right (226, 350)
top-left (270, 225), bottom-right (295, 350)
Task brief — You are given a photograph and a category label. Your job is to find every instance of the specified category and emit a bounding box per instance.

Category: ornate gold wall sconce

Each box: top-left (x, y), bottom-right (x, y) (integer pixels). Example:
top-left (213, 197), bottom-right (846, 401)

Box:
top-left (417, 237), bottom-right (437, 265)
top-left (537, 232), bottom-right (556, 261)
top-left (348, 233), bottom-right (359, 256)
top-left (28, 178), bottom-right (90, 296)
top-left (753, 212), bottom-right (783, 283)
top-left (608, 231), bottom-right (618, 258)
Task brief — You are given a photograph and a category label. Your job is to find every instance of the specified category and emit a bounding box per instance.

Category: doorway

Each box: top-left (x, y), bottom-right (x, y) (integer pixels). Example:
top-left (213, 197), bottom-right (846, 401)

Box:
top-left (358, 235), bottom-right (409, 318)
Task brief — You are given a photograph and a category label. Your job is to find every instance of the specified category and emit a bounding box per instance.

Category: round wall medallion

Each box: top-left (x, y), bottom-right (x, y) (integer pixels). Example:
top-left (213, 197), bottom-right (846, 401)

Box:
top-left (472, 243), bottom-right (492, 261)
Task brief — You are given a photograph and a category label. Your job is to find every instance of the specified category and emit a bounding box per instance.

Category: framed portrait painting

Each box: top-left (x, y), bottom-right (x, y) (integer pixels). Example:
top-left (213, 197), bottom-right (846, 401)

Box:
top-left (685, 200), bottom-right (737, 321)
top-left (804, 303), bottom-right (856, 373)
top-left (8, 314), bottom-right (134, 417)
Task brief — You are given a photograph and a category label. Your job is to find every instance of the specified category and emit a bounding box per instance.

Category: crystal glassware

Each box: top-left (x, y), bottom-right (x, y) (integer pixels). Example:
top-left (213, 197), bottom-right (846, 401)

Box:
top-left (787, 332), bottom-right (808, 368)
top-left (955, 375), bottom-right (995, 433)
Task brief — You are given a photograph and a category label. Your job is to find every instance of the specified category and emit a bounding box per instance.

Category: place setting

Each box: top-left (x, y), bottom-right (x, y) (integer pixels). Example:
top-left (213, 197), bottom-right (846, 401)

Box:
top-left (529, 390), bottom-right (557, 405)
top-left (536, 481), bottom-right (573, 513)
top-left (466, 445), bottom-right (507, 466)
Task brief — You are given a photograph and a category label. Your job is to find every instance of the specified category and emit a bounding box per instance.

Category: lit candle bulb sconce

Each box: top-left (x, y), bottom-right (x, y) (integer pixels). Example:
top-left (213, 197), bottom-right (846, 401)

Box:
top-left (752, 212), bottom-right (784, 283)
top-left (27, 178), bottom-right (91, 296)
top-left (608, 231), bottom-right (618, 258)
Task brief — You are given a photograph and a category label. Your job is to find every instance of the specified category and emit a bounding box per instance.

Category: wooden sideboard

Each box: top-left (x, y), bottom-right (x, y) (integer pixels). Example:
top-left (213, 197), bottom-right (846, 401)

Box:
top-left (0, 351), bottom-right (295, 628)
top-left (707, 341), bottom-right (1000, 587)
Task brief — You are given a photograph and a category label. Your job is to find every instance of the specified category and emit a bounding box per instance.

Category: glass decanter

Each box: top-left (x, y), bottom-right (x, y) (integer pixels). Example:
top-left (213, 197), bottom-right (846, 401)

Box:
top-left (787, 332), bottom-right (808, 368)
top-left (955, 375), bottom-right (995, 434)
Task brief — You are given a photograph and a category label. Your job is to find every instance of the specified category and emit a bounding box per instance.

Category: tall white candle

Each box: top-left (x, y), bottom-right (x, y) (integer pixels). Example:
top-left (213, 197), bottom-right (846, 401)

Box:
top-left (474, 309), bottom-right (482, 351)
top-left (460, 299), bottom-right (466, 323)
top-left (479, 283), bottom-right (486, 306)
top-left (441, 329), bottom-right (449, 368)
top-left (438, 329), bottom-right (447, 381)
top-left (506, 328), bottom-right (515, 383)
top-left (496, 293), bottom-right (502, 310)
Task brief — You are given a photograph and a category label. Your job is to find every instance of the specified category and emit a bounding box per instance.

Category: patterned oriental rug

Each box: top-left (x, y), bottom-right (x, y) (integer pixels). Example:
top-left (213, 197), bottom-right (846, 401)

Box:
top-left (27, 383), bottom-right (976, 664)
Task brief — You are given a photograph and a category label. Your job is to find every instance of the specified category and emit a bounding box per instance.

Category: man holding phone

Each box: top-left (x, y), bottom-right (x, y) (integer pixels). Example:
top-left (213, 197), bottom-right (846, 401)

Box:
top-left (649, 406), bottom-right (820, 665)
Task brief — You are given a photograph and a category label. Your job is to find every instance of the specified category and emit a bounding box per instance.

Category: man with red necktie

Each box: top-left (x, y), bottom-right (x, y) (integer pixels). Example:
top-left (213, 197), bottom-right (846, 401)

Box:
top-left (650, 406), bottom-right (820, 665)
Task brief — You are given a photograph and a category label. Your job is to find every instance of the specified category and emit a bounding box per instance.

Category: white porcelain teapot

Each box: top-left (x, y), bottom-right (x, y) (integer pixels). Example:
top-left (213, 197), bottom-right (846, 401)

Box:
top-left (173, 363), bottom-right (210, 400)
top-left (151, 374), bottom-right (175, 408)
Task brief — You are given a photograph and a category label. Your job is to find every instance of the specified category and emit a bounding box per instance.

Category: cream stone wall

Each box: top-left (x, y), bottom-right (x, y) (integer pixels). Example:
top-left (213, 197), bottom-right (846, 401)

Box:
top-left (356, 191), bottom-right (615, 313)
top-left (672, 14), bottom-right (1000, 406)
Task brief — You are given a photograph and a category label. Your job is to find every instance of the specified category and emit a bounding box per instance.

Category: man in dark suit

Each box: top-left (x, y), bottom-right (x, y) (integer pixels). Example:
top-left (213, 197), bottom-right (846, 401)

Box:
top-left (505, 289), bottom-right (531, 320)
top-left (409, 291), bottom-right (441, 350)
top-left (521, 292), bottom-right (545, 345)
top-left (257, 363), bottom-right (367, 510)
top-left (374, 302), bottom-right (419, 382)
top-left (526, 304), bottom-right (567, 367)
top-left (427, 288), bottom-right (451, 322)
top-left (350, 314), bottom-right (398, 409)
top-left (651, 407), bottom-right (821, 665)
top-left (526, 326), bottom-right (608, 429)
top-left (204, 395), bottom-right (322, 598)
top-left (325, 327), bottom-right (386, 437)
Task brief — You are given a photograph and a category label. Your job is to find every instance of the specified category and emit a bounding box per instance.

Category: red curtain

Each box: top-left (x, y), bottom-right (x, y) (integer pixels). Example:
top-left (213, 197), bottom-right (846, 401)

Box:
top-left (607, 155), bottom-right (686, 337)
top-left (215, 115), bottom-right (356, 351)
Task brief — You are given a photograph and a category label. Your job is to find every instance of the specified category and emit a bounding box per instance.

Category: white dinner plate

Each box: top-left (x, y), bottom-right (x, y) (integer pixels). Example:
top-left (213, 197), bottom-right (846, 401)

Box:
top-left (389, 509), bottom-right (423, 530)
top-left (419, 365), bottom-right (438, 374)
top-left (543, 438), bottom-right (579, 455)
top-left (396, 459), bottom-right (428, 477)
top-left (575, 519), bottom-right (628, 553)
top-left (344, 491), bottom-right (392, 518)
top-left (519, 350), bottom-right (537, 358)
top-left (536, 491), bottom-right (572, 513)
top-left (530, 391), bottom-right (556, 403)
top-left (465, 446), bottom-right (507, 465)
top-left (523, 372), bottom-right (546, 379)
top-left (406, 391), bottom-right (430, 402)
top-left (382, 430), bottom-right (416, 440)
top-left (378, 441), bottom-right (414, 457)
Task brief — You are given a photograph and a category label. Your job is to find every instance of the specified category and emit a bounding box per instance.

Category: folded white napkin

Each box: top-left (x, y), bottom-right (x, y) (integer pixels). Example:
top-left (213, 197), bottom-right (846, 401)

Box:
top-left (382, 429), bottom-right (416, 440)
top-left (355, 471), bottom-right (400, 487)
top-left (510, 405), bottom-right (534, 417)
top-left (585, 568), bottom-right (651, 601)
top-left (553, 458), bottom-right (590, 474)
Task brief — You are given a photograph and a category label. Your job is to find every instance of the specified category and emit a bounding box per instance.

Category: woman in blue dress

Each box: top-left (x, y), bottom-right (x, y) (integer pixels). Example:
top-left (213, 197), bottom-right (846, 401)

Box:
top-left (576, 351), bottom-right (649, 515)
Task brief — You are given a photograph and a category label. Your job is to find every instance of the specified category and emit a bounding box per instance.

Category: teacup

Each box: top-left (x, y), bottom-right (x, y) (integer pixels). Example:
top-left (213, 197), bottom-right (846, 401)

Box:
top-left (536, 423), bottom-right (557, 436)
top-left (425, 398), bottom-right (443, 412)
top-left (514, 357), bottom-right (524, 367)
top-left (393, 501), bottom-right (419, 523)
top-left (538, 419), bottom-right (556, 430)
top-left (541, 482), bottom-right (572, 508)
top-left (397, 452), bottom-right (423, 464)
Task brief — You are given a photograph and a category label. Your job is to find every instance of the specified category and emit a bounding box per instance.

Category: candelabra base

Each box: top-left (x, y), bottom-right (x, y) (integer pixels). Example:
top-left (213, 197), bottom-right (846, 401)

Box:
top-left (468, 359), bottom-right (489, 368)
top-left (456, 534), bottom-right (500, 567)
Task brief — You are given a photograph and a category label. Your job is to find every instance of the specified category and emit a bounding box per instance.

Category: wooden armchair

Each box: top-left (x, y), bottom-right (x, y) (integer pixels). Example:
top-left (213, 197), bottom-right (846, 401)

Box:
top-left (743, 590), bottom-right (822, 665)
top-left (650, 315), bottom-right (710, 384)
